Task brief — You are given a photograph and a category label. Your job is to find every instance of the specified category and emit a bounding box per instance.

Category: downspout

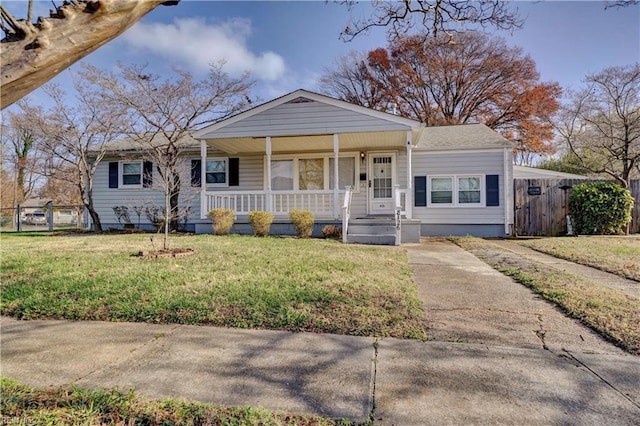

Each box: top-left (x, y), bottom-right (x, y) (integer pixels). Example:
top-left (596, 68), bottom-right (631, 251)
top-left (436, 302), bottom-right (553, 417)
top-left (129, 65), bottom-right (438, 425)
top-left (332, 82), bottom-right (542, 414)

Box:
top-left (503, 147), bottom-right (511, 235)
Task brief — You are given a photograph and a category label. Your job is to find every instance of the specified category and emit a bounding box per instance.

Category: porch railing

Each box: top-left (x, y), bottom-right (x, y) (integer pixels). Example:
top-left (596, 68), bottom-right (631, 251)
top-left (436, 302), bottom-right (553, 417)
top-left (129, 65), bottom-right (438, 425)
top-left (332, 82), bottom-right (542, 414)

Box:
top-left (203, 190), bottom-right (334, 217)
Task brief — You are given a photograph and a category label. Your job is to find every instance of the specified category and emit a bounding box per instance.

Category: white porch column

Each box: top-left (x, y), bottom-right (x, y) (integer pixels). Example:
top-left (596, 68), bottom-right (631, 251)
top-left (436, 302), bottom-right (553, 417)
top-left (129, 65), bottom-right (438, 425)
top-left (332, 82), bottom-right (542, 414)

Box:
top-left (266, 136), bottom-right (272, 213)
top-left (406, 130), bottom-right (413, 219)
top-left (200, 139), bottom-right (207, 219)
top-left (333, 133), bottom-right (340, 219)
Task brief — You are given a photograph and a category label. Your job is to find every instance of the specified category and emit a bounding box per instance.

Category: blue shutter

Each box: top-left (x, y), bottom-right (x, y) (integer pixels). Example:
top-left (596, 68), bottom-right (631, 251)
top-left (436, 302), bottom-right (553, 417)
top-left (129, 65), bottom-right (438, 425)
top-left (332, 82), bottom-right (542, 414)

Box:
top-left (414, 176), bottom-right (427, 207)
top-left (108, 162), bottom-right (118, 188)
top-left (229, 158), bottom-right (239, 186)
top-left (191, 159), bottom-right (202, 187)
top-left (143, 161), bottom-right (153, 188)
top-left (486, 175), bottom-right (500, 206)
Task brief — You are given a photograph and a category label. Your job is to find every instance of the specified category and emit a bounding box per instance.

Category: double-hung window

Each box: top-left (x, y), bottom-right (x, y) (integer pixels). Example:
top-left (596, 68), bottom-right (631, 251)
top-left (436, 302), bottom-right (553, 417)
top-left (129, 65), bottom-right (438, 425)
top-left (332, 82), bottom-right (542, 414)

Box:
top-left (121, 162), bottom-right (142, 187)
top-left (206, 159), bottom-right (228, 185)
top-left (429, 175), bottom-right (483, 206)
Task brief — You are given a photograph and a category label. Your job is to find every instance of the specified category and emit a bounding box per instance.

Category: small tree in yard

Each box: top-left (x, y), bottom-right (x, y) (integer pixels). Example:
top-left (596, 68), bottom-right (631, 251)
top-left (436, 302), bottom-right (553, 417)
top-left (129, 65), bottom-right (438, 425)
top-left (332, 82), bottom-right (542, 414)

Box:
top-left (82, 62), bottom-right (254, 249)
top-left (569, 182), bottom-right (634, 235)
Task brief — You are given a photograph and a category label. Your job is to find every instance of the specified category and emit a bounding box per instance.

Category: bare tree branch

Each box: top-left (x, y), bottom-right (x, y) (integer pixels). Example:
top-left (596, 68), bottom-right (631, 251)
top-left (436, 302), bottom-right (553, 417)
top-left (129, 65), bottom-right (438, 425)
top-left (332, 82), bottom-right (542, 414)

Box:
top-left (338, 0), bottom-right (523, 41)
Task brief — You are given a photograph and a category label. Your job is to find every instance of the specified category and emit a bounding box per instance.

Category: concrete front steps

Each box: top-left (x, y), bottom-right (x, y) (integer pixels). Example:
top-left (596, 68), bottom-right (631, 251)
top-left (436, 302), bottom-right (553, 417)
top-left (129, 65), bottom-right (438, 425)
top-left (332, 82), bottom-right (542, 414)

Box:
top-left (345, 217), bottom-right (421, 245)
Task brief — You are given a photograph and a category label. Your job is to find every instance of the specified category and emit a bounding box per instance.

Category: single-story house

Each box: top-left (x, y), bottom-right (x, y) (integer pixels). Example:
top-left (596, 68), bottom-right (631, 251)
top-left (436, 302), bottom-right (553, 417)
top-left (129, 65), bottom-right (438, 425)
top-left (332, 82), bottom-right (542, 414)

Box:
top-left (92, 89), bottom-right (514, 244)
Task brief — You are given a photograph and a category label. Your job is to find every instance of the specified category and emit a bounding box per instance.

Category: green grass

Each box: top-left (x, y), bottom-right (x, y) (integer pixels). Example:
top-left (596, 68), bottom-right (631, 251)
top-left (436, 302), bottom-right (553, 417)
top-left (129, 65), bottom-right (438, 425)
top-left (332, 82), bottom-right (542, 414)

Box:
top-left (517, 236), bottom-right (640, 281)
top-left (0, 233), bottom-right (426, 339)
top-left (0, 377), bottom-right (352, 425)
top-left (451, 237), bottom-right (640, 355)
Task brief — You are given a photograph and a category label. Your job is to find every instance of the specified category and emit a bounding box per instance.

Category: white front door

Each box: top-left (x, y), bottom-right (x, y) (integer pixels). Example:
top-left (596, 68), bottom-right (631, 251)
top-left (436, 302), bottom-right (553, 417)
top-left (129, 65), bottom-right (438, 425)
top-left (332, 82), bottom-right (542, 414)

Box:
top-left (369, 153), bottom-right (396, 214)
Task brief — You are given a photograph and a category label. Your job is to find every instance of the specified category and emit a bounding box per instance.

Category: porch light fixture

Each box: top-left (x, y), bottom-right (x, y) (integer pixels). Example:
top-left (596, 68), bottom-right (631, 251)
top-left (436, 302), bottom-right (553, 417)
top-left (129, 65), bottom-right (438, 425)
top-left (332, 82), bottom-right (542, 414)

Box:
top-left (360, 151), bottom-right (366, 159)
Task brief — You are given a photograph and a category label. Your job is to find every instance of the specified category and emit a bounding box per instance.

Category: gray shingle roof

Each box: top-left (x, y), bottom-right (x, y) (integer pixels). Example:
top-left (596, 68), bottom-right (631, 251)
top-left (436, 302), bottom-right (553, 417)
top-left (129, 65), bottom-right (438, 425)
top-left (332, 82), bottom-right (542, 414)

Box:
top-left (414, 123), bottom-right (513, 150)
top-left (99, 133), bottom-right (200, 155)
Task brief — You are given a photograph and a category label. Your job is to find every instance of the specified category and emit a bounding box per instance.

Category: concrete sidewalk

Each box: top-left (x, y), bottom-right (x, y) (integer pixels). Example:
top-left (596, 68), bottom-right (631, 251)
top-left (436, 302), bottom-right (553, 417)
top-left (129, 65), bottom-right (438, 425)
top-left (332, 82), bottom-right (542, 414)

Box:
top-left (2, 317), bottom-right (639, 425)
top-left (2, 240), bottom-right (639, 424)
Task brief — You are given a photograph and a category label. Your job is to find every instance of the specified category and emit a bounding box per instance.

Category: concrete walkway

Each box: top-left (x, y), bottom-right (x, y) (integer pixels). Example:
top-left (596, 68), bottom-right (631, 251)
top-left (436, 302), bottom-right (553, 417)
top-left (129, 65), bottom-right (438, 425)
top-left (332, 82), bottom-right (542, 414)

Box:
top-left (490, 239), bottom-right (640, 298)
top-left (2, 240), bottom-right (639, 425)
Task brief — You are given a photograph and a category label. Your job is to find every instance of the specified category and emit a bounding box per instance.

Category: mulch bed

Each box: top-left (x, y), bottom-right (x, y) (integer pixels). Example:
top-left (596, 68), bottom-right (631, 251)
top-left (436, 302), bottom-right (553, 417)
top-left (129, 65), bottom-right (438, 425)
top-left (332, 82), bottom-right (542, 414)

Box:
top-left (136, 248), bottom-right (196, 259)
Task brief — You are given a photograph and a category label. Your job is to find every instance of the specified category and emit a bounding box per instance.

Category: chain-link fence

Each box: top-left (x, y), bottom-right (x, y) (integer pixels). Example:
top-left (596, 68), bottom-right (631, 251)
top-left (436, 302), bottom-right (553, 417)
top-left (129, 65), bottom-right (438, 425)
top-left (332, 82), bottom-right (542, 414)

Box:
top-left (0, 204), bottom-right (86, 232)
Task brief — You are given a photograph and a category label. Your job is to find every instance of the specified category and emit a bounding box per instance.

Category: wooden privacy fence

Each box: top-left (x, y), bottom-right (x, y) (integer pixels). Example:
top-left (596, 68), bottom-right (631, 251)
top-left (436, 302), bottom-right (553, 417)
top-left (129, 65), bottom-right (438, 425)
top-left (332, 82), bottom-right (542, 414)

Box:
top-left (514, 179), bottom-right (640, 236)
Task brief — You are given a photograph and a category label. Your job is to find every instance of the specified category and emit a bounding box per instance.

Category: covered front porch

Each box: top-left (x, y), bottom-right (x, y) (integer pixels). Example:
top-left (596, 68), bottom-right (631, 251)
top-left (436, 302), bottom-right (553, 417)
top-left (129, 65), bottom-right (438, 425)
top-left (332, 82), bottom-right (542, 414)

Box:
top-left (191, 90), bottom-right (425, 243)
top-left (197, 131), bottom-right (415, 221)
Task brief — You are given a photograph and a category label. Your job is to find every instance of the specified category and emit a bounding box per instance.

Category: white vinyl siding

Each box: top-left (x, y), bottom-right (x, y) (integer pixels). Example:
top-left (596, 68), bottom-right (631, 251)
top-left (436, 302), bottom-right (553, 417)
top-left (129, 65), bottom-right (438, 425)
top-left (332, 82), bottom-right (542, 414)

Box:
top-left (411, 151), bottom-right (505, 225)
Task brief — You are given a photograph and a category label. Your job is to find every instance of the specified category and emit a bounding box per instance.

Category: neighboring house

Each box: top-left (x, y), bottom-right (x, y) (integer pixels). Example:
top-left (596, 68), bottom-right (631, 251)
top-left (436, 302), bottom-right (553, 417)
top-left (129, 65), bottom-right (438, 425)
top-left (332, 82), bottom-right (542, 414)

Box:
top-left (92, 89), bottom-right (514, 243)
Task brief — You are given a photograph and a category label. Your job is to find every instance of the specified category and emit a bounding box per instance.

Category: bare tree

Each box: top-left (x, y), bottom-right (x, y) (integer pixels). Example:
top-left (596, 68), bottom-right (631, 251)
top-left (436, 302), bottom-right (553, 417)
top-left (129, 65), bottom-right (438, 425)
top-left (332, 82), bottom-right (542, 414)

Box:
top-left (37, 79), bottom-right (126, 232)
top-left (0, 0), bottom-right (179, 109)
top-left (320, 50), bottom-right (390, 110)
top-left (81, 62), bottom-right (254, 248)
top-left (339, 0), bottom-right (522, 41)
top-left (0, 101), bottom-right (47, 205)
top-left (555, 64), bottom-right (640, 188)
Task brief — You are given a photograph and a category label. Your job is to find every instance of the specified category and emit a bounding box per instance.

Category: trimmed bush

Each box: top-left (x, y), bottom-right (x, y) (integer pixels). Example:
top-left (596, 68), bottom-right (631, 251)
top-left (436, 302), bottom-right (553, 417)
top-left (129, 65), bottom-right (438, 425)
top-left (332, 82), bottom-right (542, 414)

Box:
top-left (248, 211), bottom-right (274, 236)
top-left (321, 224), bottom-right (342, 240)
top-left (208, 208), bottom-right (235, 235)
top-left (569, 182), bottom-right (634, 235)
top-left (289, 210), bottom-right (314, 238)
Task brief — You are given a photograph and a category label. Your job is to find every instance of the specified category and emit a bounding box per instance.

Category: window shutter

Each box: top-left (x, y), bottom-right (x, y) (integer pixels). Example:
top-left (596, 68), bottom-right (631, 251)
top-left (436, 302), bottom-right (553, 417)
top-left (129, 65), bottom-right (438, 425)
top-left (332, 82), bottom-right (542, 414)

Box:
top-left (108, 162), bottom-right (118, 188)
top-left (229, 158), bottom-right (239, 186)
top-left (143, 161), bottom-right (153, 188)
top-left (191, 159), bottom-right (202, 187)
top-left (486, 174), bottom-right (500, 206)
top-left (414, 176), bottom-right (427, 207)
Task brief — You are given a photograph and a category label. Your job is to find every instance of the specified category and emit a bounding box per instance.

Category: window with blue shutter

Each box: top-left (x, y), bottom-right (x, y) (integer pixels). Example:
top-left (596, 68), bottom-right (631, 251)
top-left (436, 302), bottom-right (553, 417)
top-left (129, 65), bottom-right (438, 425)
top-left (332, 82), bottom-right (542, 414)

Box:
top-left (486, 174), bottom-right (500, 206)
top-left (414, 176), bottom-right (427, 207)
top-left (108, 162), bottom-right (118, 188)
top-left (229, 158), bottom-right (239, 186)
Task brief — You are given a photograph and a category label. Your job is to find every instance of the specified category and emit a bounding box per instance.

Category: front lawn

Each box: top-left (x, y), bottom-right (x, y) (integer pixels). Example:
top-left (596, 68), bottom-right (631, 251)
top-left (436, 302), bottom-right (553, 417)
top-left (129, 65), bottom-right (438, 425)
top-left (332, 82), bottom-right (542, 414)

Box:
top-left (0, 378), bottom-right (349, 425)
top-left (0, 233), bottom-right (426, 339)
top-left (518, 236), bottom-right (640, 281)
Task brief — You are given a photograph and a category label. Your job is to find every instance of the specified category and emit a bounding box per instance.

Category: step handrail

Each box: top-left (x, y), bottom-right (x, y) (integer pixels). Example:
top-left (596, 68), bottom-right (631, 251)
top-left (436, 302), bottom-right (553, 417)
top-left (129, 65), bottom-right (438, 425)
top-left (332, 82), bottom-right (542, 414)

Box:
top-left (342, 185), bottom-right (353, 243)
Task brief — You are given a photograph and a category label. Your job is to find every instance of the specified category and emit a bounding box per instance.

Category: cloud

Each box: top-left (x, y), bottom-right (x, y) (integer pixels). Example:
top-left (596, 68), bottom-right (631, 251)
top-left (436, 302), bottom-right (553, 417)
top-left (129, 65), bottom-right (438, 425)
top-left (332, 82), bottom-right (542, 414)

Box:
top-left (122, 17), bottom-right (286, 81)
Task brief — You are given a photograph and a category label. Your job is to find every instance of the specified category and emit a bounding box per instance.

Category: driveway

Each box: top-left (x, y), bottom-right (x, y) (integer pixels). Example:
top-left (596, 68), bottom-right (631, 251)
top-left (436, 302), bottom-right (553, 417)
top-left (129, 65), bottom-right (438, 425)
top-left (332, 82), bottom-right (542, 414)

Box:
top-left (405, 238), bottom-right (627, 354)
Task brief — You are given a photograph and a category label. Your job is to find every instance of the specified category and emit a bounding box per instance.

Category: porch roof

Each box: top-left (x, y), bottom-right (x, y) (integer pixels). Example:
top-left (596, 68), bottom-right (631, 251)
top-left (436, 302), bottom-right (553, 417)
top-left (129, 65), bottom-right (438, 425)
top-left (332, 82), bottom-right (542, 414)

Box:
top-left (203, 130), bottom-right (410, 155)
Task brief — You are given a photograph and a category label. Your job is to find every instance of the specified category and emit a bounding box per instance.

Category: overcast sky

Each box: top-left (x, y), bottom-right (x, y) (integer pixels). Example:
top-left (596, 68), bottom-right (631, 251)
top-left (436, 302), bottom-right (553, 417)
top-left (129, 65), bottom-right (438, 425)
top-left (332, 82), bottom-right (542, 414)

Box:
top-left (3, 0), bottom-right (639, 109)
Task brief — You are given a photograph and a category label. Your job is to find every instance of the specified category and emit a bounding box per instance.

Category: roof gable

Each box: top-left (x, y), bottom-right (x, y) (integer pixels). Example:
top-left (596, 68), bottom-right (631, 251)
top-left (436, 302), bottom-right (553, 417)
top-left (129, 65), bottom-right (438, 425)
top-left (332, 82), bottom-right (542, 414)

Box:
top-left (193, 89), bottom-right (421, 139)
